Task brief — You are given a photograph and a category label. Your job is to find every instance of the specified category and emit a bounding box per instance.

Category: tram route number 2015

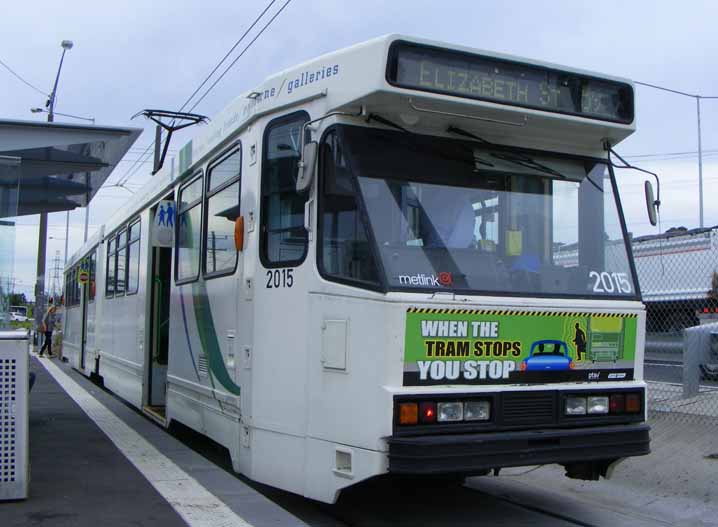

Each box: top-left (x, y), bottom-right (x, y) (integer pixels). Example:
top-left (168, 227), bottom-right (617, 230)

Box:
top-left (589, 271), bottom-right (632, 294)
top-left (266, 269), bottom-right (294, 289)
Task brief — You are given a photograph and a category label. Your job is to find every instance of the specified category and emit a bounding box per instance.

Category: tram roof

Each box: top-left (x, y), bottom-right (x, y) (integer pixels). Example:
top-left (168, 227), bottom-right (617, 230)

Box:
top-left (92, 34), bottom-right (637, 254)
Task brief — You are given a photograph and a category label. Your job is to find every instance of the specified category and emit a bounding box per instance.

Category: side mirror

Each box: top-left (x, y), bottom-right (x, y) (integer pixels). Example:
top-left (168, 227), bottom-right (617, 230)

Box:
top-left (644, 180), bottom-right (658, 226)
top-left (296, 141), bottom-right (318, 193)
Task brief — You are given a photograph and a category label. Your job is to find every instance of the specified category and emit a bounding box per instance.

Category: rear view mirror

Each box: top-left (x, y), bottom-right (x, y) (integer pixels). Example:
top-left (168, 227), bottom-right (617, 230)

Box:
top-left (296, 141), bottom-right (318, 193)
top-left (644, 180), bottom-right (658, 226)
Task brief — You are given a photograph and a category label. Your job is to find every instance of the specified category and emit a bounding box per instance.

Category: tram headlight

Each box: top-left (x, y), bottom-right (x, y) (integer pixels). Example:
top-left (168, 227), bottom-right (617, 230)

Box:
top-left (587, 396), bottom-right (609, 415)
top-left (437, 402), bottom-right (463, 422)
top-left (464, 400), bottom-right (491, 421)
top-left (565, 396), bottom-right (587, 416)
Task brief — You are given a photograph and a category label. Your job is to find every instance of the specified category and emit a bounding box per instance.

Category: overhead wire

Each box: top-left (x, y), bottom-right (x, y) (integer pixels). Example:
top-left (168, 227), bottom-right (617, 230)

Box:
top-left (0, 56), bottom-right (49, 97)
top-left (188, 0), bottom-right (293, 114)
top-left (114, 0), bottom-right (285, 189)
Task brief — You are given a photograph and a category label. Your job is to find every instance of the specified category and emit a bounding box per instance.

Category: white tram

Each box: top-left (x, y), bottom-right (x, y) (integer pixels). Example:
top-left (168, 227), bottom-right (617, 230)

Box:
top-left (63, 35), bottom-right (650, 503)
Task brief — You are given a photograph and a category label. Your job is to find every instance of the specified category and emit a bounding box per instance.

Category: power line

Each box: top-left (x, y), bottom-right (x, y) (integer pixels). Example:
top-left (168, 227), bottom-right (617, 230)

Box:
top-left (177, 0), bottom-right (278, 115)
top-left (115, 0), bottom-right (285, 189)
top-left (0, 56), bottom-right (49, 97)
top-left (634, 80), bottom-right (718, 99)
top-left (188, 0), bottom-right (293, 114)
top-left (623, 148), bottom-right (718, 159)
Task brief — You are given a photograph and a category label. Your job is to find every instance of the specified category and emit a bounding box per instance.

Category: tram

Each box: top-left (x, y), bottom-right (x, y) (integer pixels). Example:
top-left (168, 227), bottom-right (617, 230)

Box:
top-left (63, 35), bottom-right (650, 503)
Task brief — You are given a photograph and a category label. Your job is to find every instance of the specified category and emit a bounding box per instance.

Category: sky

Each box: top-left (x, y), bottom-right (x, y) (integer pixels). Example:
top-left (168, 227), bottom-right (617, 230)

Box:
top-left (2, 0), bottom-right (717, 298)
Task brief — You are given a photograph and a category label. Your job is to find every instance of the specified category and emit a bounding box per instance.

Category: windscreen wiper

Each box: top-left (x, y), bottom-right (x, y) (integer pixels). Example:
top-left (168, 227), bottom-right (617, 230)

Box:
top-left (366, 113), bottom-right (409, 133)
top-left (446, 126), bottom-right (494, 168)
top-left (490, 152), bottom-right (566, 179)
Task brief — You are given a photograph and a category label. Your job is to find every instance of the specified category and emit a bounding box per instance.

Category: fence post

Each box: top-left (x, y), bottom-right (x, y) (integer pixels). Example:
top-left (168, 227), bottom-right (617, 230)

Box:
top-left (683, 325), bottom-right (703, 398)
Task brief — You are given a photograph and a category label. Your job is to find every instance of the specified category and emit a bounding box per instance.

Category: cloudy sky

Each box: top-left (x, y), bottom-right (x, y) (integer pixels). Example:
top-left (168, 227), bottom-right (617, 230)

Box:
top-left (2, 0), bottom-right (717, 298)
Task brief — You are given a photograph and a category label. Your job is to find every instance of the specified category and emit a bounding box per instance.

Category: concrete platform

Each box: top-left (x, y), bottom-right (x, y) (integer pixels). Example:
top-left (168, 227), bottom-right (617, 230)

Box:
top-left (2, 355), bottom-right (308, 527)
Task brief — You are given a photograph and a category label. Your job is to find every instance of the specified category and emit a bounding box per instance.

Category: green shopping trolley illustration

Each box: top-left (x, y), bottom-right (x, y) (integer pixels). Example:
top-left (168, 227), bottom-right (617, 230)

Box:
top-left (587, 316), bottom-right (624, 363)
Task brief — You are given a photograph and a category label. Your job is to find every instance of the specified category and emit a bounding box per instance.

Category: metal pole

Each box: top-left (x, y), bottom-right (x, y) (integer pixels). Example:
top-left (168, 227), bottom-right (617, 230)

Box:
top-left (84, 172), bottom-right (90, 242)
top-left (34, 212), bottom-right (47, 345)
top-left (697, 96), bottom-right (704, 228)
top-left (47, 48), bottom-right (67, 121)
top-left (64, 210), bottom-right (70, 265)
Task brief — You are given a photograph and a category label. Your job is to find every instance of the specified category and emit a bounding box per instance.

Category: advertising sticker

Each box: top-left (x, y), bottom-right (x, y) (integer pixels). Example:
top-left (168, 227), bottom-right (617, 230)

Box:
top-left (403, 308), bottom-right (637, 386)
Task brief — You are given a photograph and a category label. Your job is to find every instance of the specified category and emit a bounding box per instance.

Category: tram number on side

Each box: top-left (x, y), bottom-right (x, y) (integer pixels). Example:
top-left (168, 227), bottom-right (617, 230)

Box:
top-left (265, 269), bottom-right (294, 289)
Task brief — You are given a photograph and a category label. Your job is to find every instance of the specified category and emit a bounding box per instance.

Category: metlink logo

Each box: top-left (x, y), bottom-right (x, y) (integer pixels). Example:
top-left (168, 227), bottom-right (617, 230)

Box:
top-left (398, 272), bottom-right (453, 287)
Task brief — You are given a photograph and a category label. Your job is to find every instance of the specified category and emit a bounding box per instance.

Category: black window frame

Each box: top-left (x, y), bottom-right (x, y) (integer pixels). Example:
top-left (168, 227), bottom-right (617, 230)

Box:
top-left (175, 170), bottom-right (204, 284)
top-left (316, 126), bottom-right (384, 293)
top-left (114, 228), bottom-right (128, 296)
top-left (105, 237), bottom-right (116, 298)
top-left (203, 144), bottom-right (242, 280)
top-left (315, 124), bottom-right (641, 301)
top-left (260, 110), bottom-right (311, 269)
top-left (88, 250), bottom-right (97, 303)
top-left (126, 218), bottom-right (142, 295)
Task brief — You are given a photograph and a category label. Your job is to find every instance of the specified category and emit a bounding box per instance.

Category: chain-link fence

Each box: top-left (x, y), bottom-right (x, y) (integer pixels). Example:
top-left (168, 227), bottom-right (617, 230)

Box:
top-left (635, 225), bottom-right (718, 423)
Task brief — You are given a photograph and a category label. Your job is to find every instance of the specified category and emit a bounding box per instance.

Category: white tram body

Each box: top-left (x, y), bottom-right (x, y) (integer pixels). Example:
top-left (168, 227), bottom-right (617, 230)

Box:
top-left (63, 35), bottom-right (650, 503)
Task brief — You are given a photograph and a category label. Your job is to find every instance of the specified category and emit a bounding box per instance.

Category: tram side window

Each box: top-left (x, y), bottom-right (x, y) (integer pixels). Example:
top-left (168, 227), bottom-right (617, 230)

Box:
top-left (177, 173), bottom-right (203, 282)
top-left (115, 229), bottom-right (127, 295)
top-left (105, 238), bottom-right (116, 297)
top-left (319, 130), bottom-right (381, 287)
top-left (64, 270), bottom-right (72, 306)
top-left (261, 112), bottom-right (309, 267)
top-left (89, 252), bottom-right (96, 302)
top-left (127, 219), bottom-right (141, 294)
top-left (204, 147), bottom-right (241, 277)
top-left (75, 266), bottom-right (81, 305)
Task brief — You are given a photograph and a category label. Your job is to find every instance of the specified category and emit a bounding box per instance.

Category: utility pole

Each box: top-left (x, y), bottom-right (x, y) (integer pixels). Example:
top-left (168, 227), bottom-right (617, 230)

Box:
top-left (633, 81), bottom-right (717, 229)
top-left (697, 97), bottom-right (704, 228)
top-left (50, 250), bottom-right (62, 298)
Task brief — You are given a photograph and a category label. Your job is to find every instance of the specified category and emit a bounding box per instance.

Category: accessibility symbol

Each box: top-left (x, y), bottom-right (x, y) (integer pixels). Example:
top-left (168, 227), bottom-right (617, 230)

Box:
top-left (153, 199), bottom-right (175, 247)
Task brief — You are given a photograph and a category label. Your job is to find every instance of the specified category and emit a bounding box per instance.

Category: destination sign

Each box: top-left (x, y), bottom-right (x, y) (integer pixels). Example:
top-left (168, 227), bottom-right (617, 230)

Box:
top-left (387, 42), bottom-right (634, 124)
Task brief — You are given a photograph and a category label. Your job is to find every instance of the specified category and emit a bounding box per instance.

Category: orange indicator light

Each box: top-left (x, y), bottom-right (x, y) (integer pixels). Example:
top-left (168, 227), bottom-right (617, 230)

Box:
top-left (625, 393), bottom-right (641, 413)
top-left (399, 403), bottom-right (418, 425)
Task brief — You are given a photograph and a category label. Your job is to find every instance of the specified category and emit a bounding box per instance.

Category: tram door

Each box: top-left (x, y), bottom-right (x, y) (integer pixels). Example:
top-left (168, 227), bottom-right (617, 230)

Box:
top-left (80, 283), bottom-right (88, 371)
top-left (146, 199), bottom-right (173, 415)
top-left (80, 252), bottom-right (96, 372)
top-left (147, 246), bottom-right (171, 410)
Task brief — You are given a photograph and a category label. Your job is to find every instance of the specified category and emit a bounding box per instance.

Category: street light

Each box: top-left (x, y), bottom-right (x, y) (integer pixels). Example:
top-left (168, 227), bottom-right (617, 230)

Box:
top-left (45, 40), bottom-right (73, 122)
top-left (635, 81), bottom-right (718, 228)
top-left (34, 39), bottom-right (73, 347)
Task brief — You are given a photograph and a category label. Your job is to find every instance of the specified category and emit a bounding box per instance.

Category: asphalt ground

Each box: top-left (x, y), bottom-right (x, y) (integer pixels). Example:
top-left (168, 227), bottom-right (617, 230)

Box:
top-left (4, 357), bottom-right (185, 527)
top-left (4, 355), bottom-right (718, 526)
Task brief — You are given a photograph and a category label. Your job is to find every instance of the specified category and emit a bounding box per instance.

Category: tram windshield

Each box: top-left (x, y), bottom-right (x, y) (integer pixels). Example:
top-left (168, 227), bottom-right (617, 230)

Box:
top-left (319, 125), bottom-right (638, 298)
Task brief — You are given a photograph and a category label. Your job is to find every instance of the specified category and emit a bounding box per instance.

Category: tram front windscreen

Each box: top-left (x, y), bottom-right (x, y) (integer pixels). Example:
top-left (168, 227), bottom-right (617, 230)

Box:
top-left (318, 125), bottom-right (638, 299)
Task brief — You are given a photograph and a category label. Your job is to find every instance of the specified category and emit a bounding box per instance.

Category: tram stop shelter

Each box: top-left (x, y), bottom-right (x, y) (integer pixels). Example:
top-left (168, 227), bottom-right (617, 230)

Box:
top-left (0, 118), bottom-right (140, 501)
top-left (0, 118), bottom-right (141, 311)
top-left (0, 119), bottom-right (141, 216)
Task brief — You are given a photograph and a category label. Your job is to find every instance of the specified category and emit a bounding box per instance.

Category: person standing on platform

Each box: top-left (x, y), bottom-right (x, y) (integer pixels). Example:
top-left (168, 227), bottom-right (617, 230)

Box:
top-left (38, 298), bottom-right (57, 358)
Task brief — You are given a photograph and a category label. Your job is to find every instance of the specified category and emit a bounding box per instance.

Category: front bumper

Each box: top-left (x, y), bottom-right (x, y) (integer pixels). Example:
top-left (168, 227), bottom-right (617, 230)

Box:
top-left (387, 423), bottom-right (650, 474)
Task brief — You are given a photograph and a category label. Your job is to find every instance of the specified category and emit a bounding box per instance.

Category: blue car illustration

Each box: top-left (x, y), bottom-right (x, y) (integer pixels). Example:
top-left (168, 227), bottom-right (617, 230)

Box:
top-left (520, 339), bottom-right (574, 371)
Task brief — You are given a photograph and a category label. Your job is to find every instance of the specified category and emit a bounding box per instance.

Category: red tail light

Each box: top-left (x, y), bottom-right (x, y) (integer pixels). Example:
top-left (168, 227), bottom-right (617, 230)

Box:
top-left (610, 394), bottom-right (625, 414)
top-left (419, 402), bottom-right (437, 423)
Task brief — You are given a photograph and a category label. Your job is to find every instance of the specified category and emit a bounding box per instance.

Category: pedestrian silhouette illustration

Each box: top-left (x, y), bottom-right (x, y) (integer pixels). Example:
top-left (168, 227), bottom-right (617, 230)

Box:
top-left (166, 202), bottom-right (175, 227)
top-left (573, 323), bottom-right (587, 361)
top-left (158, 204), bottom-right (166, 226)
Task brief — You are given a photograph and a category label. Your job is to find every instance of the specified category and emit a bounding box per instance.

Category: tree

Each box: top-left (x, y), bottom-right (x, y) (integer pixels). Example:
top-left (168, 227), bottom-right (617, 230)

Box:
top-left (8, 293), bottom-right (27, 306)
